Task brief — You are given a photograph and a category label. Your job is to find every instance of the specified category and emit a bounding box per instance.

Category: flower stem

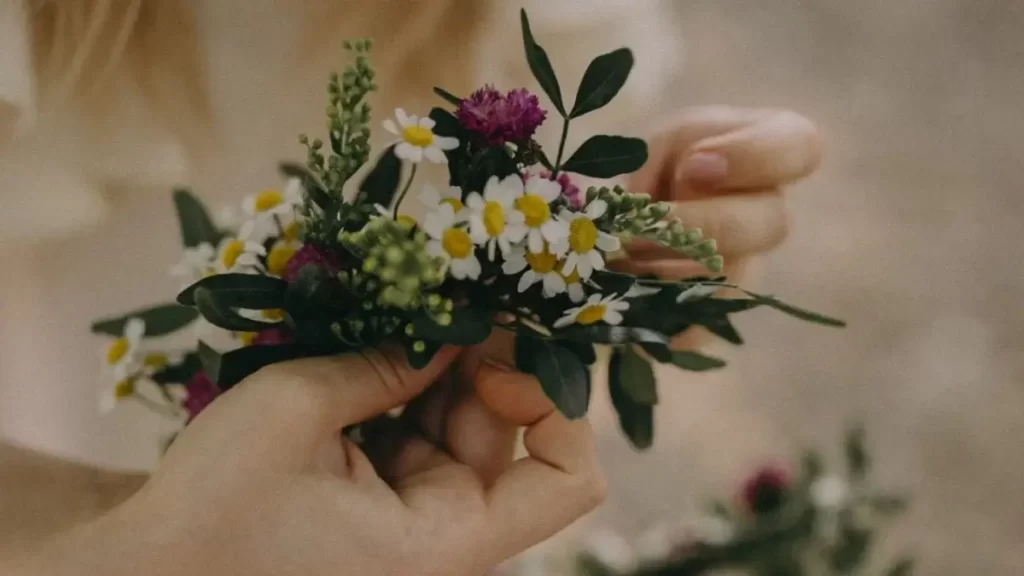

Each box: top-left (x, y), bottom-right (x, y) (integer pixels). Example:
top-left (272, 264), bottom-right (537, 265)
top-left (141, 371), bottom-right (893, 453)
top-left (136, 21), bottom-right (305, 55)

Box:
top-left (393, 164), bottom-right (418, 218)
top-left (551, 117), bottom-right (571, 177)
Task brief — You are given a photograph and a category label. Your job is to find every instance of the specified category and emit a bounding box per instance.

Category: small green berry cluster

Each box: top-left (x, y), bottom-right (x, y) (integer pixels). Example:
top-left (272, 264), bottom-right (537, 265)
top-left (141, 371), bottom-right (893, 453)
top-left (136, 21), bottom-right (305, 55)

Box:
top-left (588, 185), bottom-right (723, 272)
top-left (299, 40), bottom-right (377, 194)
top-left (339, 217), bottom-right (448, 311)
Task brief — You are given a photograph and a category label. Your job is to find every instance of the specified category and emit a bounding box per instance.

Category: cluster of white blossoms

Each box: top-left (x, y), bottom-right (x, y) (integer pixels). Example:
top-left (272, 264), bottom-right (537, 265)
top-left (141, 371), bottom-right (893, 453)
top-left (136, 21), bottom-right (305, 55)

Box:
top-left (99, 318), bottom-right (183, 414)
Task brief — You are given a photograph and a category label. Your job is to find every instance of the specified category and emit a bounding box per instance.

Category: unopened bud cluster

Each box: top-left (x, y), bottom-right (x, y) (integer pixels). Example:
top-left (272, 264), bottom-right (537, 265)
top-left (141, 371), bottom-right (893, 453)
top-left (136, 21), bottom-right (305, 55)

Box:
top-left (300, 39), bottom-right (378, 194)
top-left (587, 185), bottom-right (723, 272)
top-left (339, 217), bottom-right (447, 310)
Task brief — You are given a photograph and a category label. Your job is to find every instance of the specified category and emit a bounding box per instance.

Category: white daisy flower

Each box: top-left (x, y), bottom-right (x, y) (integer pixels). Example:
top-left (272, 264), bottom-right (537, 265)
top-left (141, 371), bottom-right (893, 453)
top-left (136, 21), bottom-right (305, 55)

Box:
top-left (810, 476), bottom-right (849, 511)
top-left (466, 175), bottom-right (527, 261)
top-left (676, 283), bottom-right (721, 303)
top-left (216, 236), bottom-right (266, 273)
top-left (169, 242), bottom-right (217, 282)
top-left (502, 244), bottom-right (566, 298)
top-left (383, 108), bottom-right (459, 164)
top-left (558, 262), bottom-right (587, 303)
top-left (554, 199), bottom-right (621, 279)
top-left (421, 184), bottom-right (466, 215)
top-left (372, 204), bottom-right (419, 229)
top-left (239, 178), bottom-right (304, 241)
top-left (100, 318), bottom-right (146, 412)
top-left (509, 174), bottom-right (569, 253)
top-left (424, 203), bottom-right (481, 280)
top-left (553, 292), bottom-right (631, 328)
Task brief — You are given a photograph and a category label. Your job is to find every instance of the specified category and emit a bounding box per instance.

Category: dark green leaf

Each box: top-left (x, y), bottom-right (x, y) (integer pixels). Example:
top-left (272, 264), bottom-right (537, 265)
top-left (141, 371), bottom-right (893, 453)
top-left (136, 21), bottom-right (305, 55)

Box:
top-left (429, 107), bottom-right (469, 185)
top-left (405, 339), bottom-right (442, 370)
top-left (429, 107), bottom-right (462, 138)
top-left (172, 189), bottom-right (222, 248)
top-left (829, 525), bottom-right (872, 572)
top-left (197, 341), bottom-right (222, 384)
top-left (177, 274), bottom-right (288, 309)
top-left (358, 146), bottom-right (403, 208)
top-left (743, 291), bottom-right (846, 327)
top-left (520, 9), bottom-right (565, 116)
top-left (151, 352), bottom-right (203, 385)
top-left (561, 135), bottom-right (647, 178)
top-left (279, 162), bottom-right (331, 210)
top-left (845, 425), bottom-right (870, 479)
top-left (704, 315), bottom-right (745, 345)
top-left (609, 349), bottom-right (654, 450)
top-left (559, 325), bottom-right (669, 345)
top-left (515, 333), bottom-right (590, 419)
top-left (885, 557), bottom-right (916, 576)
top-left (561, 339), bottom-right (597, 365)
top-left (194, 287), bottom-right (277, 332)
top-left (667, 350), bottom-right (727, 372)
top-left (614, 346), bottom-right (658, 405)
top-left (410, 307), bottom-right (492, 346)
top-left (91, 304), bottom-right (199, 337)
top-left (571, 48), bottom-right (634, 118)
top-left (215, 343), bottom-right (311, 389)
top-left (432, 86), bottom-right (462, 107)
top-left (801, 450), bottom-right (825, 483)
top-left (535, 146), bottom-right (554, 171)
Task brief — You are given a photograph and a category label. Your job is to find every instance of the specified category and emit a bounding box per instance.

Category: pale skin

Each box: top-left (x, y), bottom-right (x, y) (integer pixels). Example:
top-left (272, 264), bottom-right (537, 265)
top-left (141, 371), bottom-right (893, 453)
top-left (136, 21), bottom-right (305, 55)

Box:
top-left (0, 106), bottom-right (821, 574)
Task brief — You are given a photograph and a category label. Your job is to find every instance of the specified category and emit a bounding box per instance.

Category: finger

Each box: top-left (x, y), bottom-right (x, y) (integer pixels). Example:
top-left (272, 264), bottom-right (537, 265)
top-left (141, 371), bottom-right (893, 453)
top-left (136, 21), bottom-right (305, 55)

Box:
top-left (248, 345), bottom-right (461, 434)
top-left (479, 370), bottom-right (606, 562)
top-left (626, 188), bottom-right (789, 257)
top-left (609, 256), bottom-right (713, 280)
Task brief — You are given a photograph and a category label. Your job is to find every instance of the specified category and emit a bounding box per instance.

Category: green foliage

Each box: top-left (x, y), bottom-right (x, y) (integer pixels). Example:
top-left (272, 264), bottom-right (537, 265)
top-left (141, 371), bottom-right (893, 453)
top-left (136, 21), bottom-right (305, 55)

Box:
top-left (432, 86), bottom-right (462, 107)
top-left (571, 48), bottom-right (634, 118)
top-left (515, 332), bottom-right (591, 419)
top-left (177, 273), bottom-right (288, 309)
top-left (172, 189), bottom-right (222, 248)
top-left (356, 146), bottom-right (403, 209)
top-left (194, 287), bottom-right (276, 333)
top-left (614, 345), bottom-right (658, 405)
top-left (608, 347), bottom-right (654, 450)
top-left (91, 304), bottom-right (199, 337)
top-left (519, 9), bottom-right (566, 116)
top-left (201, 341), bottom-right (312, 389)
top-left (279, 162), bottom-right (331, 210)
top-left (150, 352), bottom-right (203, 386)
top-left (409, 307), bottom-right (492, 346)
top-left (561, 135), bottom-right (648, 178)
top-left (844, 425), bottom-right (869, 480)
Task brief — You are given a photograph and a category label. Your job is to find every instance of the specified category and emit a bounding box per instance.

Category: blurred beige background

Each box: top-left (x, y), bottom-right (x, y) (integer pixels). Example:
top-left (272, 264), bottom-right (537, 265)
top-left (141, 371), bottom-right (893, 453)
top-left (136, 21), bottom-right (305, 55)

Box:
top-left (1, 1), bottom-right (1022, 575)
top-left (577, 2), bottom-right (1024, 575)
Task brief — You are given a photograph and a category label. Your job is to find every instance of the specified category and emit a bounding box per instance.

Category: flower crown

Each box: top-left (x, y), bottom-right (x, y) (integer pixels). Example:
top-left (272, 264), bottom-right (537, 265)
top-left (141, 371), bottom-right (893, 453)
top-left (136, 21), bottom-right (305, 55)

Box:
top-left (90, 10), bottom-right (843, 449)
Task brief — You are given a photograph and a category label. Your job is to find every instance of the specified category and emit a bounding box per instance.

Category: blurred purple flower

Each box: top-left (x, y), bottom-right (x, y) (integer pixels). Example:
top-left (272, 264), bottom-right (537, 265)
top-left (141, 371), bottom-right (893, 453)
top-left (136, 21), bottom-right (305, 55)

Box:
top-left (283, 243), bottom-right (345, 283)
top-left (740, 464), bottom-right (792, 515)
top-left (540, 170), bottom-right (582, 208)
top-left (183, 370), bottom-right (220, 421)
top-left (456, 86), bottom-right (547, 145)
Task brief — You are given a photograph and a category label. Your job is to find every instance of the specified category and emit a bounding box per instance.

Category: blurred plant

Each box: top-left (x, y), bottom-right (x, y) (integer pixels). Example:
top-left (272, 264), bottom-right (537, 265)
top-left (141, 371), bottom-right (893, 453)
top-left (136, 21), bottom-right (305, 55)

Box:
top-left (576, 427), bottom-right (914, 576)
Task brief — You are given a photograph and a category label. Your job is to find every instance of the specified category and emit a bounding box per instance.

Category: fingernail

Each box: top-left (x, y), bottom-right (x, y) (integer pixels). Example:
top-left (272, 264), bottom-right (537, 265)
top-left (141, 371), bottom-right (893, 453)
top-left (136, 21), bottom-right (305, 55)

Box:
top-left (679, 152), bottom-right (728, 187)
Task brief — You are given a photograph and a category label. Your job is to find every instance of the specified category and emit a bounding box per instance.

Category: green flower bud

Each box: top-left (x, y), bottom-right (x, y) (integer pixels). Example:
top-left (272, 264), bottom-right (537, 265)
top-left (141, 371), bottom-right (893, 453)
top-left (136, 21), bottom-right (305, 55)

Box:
top-left (413, 341), bottom-right (426, 353)
top-left (426, 294), bottom-right (442, 308)
top-left (404, 323), bottom-right (416, 337)
top-left (705, 255), bottom-right (725, 273)
top-left (362, 257), bottom-right (378, 273)
top-left (435, 313), bottom-right (453, 327)
top-left (649, 202), bottom-right (671, 219)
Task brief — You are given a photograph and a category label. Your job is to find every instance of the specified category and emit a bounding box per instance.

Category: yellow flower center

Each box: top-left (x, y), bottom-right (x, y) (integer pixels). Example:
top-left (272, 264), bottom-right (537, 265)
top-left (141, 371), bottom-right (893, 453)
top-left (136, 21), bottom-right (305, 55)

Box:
top-left (402, 125), bottom-right (434, 148)
top-left (266, 242), bottom-right (298, 276)
top-left (515, 194), bottom-right (551, 228)
top-left (113, 378), bottom-right (136, 399)
top-left (569, 218), bottom-right (599, 253)
top-left (442, 228), bottom-right (473, 259)
top-left (220, 239), bottom-right (244, 269)
top-left (262, 309), bottom-right (285, 321)
top-left (483, 201), bottom-right (506, 237)
top-left (575, 304), bottom-right (607, 326)
top-left (526, 245), bottom-right (558, 273)
top-left (283, 221), bottom-right (301, 241)
top-left (253, 189), bottom-right (284, 213)
top-left (143, 354), bottom-right (169, 369)
top-left (559, 262), bottom-right (581, 284)
top-left (397, 215), bottom-right (418, 229)
top-left (441, 198), bottom-right (465, 212)
top-left (106, 338), bottom-right (129, 365)
top-left (238, 332), bottom-right (257, 346)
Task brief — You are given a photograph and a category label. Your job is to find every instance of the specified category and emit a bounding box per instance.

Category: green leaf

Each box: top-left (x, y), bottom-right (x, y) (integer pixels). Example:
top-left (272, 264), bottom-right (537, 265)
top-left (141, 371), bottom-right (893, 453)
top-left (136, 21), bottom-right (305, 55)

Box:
top-left (432, 86), bottom-right (462, 107)
top-left (845, 425), bottom-right (870, 479)
top-left (703, 315), bottom-right (745, 345)
top-left (172, 189), bottom-right (222, 248)
top-left (743, 291), bottom-right (846, 327)
top-left (358, 146), bottom-right (403, 208)
top-left (614, 346), bottom-right (658, 405)
top-left (559, 325), bottom-right (669, 345)
top-left (571, 48), bottom-right (634, 118)
top-left (885, 557), bottom-right (916, 576)
top-left (279, 162), bottom-right (331, 210)
top-left (801, 449), bottom-right (825, 482)
top-left (561, 135), bottom-right (647, 178)
top-left (829, 525), bottom-right (873, 572)
top-left (515, 333), bottom-right (590, 419)
top-left (150, 352), bottom-right (203, 385)
top-left (667, 350), bottom-right (727, 372)
top-left (405, 339), bottom-right (442, 370)
top-left (194, 287), bottom-right (277, 333)
top-left (91, 304), bottom-right (199, 337)
top-left (214, 343), bottom-right (311, 389)
top-left (519, 9), bottom-right (565, 116)
top-left (608, 349), bottom-right (654, 450)
top-left (410, 307), bottom-right (492, 346)
top-left (197, 341), bottom-right (222, 384)
top-left (177, 274), bottom-right (288, 309)
top-left (561, 340), bottom-right (597, 365)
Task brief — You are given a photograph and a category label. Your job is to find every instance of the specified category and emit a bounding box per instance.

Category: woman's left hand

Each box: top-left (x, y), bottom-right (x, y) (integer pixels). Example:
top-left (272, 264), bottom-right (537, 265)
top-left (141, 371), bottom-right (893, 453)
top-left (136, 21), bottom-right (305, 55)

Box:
top-left (621, 106), bottom-right (822, 282)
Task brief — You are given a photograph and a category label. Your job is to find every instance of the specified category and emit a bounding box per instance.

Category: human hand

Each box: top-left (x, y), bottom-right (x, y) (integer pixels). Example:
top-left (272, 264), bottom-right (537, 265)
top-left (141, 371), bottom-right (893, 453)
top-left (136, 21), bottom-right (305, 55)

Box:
top-left (13, 346), bottom-right (604, 576)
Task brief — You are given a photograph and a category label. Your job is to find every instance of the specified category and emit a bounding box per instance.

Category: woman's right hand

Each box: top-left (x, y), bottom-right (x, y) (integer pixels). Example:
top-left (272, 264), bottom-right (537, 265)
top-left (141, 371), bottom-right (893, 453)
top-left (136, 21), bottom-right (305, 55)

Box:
top-left (9, 346), bottom-right (605, 576)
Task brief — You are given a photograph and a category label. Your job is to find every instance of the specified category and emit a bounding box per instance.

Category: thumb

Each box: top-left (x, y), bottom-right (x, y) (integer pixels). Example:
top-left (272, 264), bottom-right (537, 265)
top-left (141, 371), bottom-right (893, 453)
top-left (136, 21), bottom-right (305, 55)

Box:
top-left (244, 345), bottom-right (461, 434)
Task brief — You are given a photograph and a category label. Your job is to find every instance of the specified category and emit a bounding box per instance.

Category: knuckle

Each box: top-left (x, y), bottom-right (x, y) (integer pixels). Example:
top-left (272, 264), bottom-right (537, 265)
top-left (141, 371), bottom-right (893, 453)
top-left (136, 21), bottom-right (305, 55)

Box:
top-left (580, 466), bottom-right (609, 510)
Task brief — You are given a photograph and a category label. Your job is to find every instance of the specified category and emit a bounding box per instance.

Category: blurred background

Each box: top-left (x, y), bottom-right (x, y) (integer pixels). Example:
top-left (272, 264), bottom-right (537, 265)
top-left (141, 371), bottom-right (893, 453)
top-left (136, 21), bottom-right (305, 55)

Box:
top-left (1, 1), bottom-right (1022, 574)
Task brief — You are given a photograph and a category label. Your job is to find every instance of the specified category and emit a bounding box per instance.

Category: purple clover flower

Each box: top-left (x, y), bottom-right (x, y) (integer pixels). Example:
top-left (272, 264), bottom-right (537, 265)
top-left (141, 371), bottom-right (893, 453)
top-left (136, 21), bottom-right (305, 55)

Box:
top-left (540, 170), bottom-right (583, 209)
top-left (183, 371), bottom-right (220, 421)
top-left (283, 243), bottom-right (346, 283)
top-left (456, 86), bottom-right (547, 145)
